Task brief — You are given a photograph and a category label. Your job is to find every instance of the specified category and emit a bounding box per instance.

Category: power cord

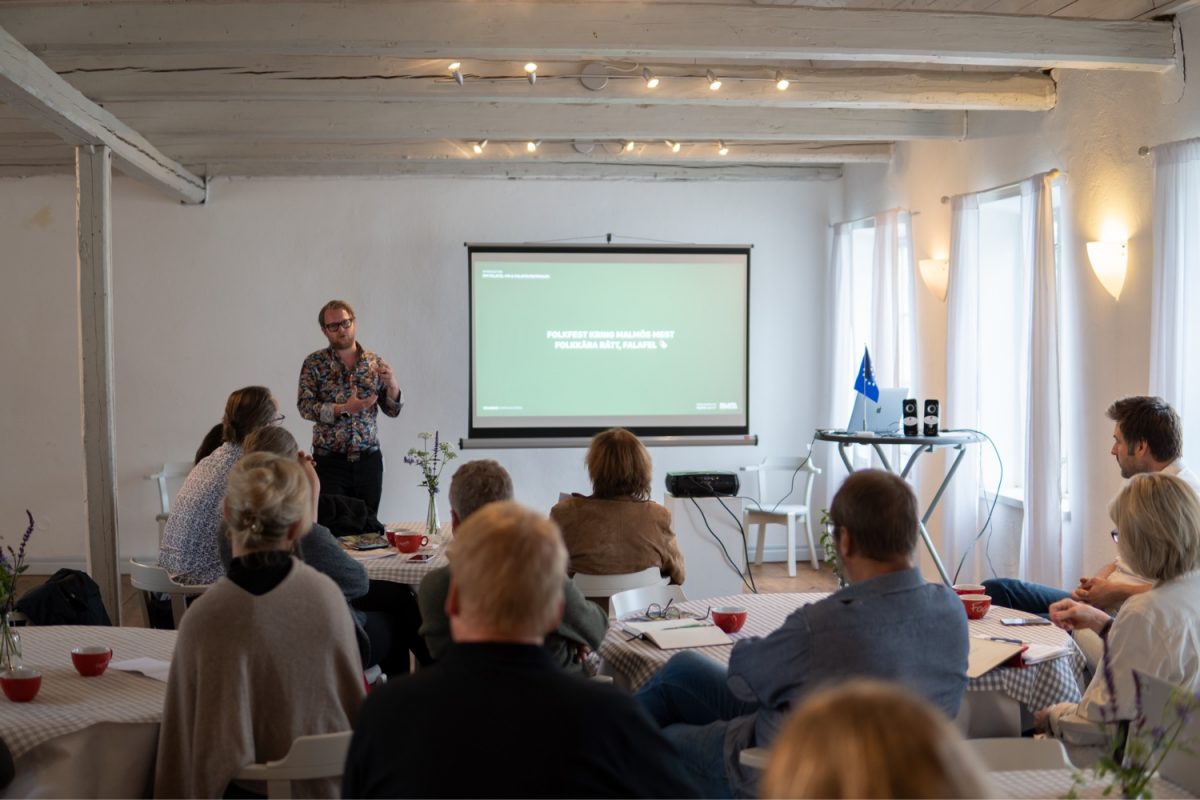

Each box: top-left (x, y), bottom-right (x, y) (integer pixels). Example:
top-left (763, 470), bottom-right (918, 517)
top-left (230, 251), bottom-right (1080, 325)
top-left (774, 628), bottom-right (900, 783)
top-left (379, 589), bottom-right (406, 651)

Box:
top-left (687, 493), bottom-right (759, 594)
top-left (941, 427), bottom-right (1004, 584)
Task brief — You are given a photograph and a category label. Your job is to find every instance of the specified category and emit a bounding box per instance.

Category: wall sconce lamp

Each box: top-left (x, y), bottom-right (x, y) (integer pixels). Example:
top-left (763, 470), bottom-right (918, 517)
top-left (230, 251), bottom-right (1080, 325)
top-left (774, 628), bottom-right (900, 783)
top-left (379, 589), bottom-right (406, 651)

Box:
top-left (1087, 240), bottom-right (1128, 300)
top-left (918, 259), bottom-right (949, 301)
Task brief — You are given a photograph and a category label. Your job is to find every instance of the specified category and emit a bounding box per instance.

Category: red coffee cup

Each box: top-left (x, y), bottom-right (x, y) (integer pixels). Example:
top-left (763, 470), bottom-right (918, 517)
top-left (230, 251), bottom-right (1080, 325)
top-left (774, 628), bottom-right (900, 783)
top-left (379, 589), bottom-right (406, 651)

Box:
top-left (71, 645), bottom-right (113, 677)
top-left (961, 593), bottom-right (992, 620)
top-left (953, 583), bottom-right (986, 596)
top-left (392, 533), bottom-right (429, 554)
top-left (1, 666), bottom-right (43, 702)
top-left (711, 606), bottom-right (748, 634)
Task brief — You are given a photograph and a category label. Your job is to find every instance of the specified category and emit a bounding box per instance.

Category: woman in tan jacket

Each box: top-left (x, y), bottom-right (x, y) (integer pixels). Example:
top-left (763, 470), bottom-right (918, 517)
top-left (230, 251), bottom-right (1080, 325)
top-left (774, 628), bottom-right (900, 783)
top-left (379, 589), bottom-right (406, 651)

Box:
top-left (551, 428), bottom-right (686, 585)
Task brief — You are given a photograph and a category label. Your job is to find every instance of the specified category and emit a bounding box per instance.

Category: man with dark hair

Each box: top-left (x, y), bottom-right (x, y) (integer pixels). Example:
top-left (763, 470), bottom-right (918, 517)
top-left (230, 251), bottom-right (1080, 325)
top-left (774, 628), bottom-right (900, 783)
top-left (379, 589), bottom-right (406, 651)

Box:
top-left (985, 395), bottom-right (1198, 615)
top-left (635, 469), bottom-right (968, 798)
top-left (417, 460), bottom-right (607, 673)
top-left (297, 300), bottom-right (402, 515)
top-left (343, 502), bottom-right (698, 798)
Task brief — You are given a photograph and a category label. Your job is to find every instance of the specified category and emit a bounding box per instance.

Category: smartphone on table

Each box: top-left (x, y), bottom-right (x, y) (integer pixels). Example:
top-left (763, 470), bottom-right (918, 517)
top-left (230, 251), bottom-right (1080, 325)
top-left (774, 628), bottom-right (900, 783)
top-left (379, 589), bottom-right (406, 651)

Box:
top-left (1000, 617), bottom-right (1052, 626)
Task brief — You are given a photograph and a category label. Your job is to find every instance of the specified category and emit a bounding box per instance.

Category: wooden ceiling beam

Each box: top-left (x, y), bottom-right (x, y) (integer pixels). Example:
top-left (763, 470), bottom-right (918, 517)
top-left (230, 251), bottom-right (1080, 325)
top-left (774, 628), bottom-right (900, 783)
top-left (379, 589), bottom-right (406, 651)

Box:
top-left (0, 2), bottom-right (1175, 72)
top-left (0, 23), bottom-right (204, 203)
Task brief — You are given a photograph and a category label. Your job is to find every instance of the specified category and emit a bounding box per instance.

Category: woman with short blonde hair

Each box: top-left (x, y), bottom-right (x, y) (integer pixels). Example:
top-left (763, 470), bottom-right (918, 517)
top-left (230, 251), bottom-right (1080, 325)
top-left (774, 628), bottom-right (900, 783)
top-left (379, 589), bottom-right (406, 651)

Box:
top-left (551, 428), bottom-right (686, 584)
top-left (762, 680), bottom-right (990, 799)
top-left (1039, 472), bottom-right (1200, 743)
top-left (155, 452), bottom-right (364, 798)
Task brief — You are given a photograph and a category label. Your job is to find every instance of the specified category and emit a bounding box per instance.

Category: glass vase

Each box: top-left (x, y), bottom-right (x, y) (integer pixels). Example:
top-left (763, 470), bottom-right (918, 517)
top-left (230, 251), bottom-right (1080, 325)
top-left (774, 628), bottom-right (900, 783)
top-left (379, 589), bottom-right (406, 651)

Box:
top-left (425, 492), bottom-right (440, 539)
top-left (0, 617), bottom-right (21, 672)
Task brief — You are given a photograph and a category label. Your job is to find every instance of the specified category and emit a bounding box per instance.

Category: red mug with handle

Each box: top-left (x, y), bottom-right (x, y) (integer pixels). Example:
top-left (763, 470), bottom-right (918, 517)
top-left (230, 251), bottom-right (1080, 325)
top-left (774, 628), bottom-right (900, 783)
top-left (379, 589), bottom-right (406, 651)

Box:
top-left (393, 533), bottom-right (429, 554)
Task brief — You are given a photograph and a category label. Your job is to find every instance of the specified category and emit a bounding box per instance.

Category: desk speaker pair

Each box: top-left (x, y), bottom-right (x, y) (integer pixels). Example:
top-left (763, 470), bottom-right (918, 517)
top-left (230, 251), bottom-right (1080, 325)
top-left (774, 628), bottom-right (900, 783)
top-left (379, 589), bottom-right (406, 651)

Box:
top-left (903, 399), bottom-right (939, 437)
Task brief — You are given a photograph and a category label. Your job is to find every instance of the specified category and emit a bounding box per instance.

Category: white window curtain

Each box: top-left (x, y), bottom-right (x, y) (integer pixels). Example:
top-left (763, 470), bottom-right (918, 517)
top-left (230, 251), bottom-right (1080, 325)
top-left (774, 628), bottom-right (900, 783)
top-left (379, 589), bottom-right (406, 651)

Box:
top-left (822, 209), bottom-right (918, 504)
top-left (1150, 138), bottom-right (1200, 464)
top-left (943, 173), bottom-right (1064, 585)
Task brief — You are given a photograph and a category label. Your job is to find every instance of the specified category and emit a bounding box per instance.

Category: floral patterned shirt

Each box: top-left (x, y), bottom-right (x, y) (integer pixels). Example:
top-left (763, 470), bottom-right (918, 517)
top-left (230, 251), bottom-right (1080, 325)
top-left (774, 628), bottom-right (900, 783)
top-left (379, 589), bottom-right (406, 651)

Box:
top-left (158, 442), bottom-right (241, 585)
top-left (297, 343), bottom-right (403, 454)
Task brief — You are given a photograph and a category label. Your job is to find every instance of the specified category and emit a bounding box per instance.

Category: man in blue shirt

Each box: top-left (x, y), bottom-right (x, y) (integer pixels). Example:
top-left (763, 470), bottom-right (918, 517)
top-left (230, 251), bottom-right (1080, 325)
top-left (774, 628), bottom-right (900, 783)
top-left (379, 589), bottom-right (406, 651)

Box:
top-left (636, 469), bottom-right (969, 797)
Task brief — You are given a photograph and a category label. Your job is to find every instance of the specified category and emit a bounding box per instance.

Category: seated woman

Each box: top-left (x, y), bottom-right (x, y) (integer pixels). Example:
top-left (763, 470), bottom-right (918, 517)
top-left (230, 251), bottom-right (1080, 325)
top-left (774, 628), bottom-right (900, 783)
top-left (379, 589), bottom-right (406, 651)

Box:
top-left (550, 428), bottom-right (685, 585)
top-left (1037, 472), bottom-right (1200, 744)
top-left (155, 452), bottom-right (364, 799)
top-left (761, 679), bottom-right (990, 799)
top-left (159, 386), bottom-right (279, 585)
top-left (239, 426), bottom-right (428, 676)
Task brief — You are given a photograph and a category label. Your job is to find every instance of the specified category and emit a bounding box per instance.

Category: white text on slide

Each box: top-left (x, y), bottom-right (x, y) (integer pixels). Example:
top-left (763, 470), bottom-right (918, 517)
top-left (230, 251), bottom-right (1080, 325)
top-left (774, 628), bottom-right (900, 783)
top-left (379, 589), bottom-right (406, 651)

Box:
top-left (546, 329), bottom-right (676, 351)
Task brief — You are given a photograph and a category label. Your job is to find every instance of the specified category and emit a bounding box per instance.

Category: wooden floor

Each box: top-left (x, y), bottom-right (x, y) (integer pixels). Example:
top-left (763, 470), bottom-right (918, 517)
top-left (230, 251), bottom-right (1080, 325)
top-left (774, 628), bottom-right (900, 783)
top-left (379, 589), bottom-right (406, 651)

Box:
top-left (15, 559), bottom-right (839, 628)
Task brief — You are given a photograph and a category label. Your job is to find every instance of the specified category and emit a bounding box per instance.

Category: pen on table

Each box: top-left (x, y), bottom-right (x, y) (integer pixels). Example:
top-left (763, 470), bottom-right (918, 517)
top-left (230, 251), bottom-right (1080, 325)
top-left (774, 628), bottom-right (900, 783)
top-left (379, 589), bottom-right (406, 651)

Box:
top-left (988, 636), bottom-right (1024, 645)
top-left (662, 623), bottom-right (710, 631)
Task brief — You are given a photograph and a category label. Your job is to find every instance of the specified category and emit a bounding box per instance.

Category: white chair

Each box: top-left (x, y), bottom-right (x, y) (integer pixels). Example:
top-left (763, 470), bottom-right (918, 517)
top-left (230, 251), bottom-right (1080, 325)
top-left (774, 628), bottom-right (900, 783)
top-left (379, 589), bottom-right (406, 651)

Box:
top-left (128, 557), bottom-right (211, 628)
top-left (147, 461), bottom-right (192, 544)
top-left (610, 584), bottom-right (688, 618)
top-left (572, 567), bottom-right (666, 608)
top-left (233, 730), bottom-right (353, 799)
top-left (741, 453), bottom-right (822, 576)
top-left (1135, 669), bottom-right (1200, 794)
top-left (966, 737), bottom-right (1070, 771)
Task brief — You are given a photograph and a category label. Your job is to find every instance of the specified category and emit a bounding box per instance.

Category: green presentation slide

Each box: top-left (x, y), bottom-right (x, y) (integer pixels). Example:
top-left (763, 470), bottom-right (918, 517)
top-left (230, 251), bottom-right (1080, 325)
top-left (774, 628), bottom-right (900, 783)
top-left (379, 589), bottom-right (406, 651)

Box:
top-left (470, 250), bottom-right (748, 431)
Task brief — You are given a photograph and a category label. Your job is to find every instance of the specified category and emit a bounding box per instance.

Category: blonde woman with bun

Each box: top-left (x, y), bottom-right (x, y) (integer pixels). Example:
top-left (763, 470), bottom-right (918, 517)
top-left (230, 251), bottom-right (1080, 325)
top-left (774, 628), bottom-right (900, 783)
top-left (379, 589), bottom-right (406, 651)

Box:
top-left (155, 452), bottom-right (364, 799)
top-left (550, 428), bottom-right (685, 584)
top-left (761, 680), bottom-right (991, 799)
top-left (1038, 472), bottom-right (1200, 744)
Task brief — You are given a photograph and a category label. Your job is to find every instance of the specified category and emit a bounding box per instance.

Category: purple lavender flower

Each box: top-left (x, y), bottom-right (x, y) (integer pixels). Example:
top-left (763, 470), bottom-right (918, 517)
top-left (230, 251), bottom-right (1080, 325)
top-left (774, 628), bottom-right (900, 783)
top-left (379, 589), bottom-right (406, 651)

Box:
top-left (1101, 638), bottom-right (1119, 723)
top-left (1134, 670), bottom-right (1147, 733)
top-left (18, 510), bottom-right (33, 563)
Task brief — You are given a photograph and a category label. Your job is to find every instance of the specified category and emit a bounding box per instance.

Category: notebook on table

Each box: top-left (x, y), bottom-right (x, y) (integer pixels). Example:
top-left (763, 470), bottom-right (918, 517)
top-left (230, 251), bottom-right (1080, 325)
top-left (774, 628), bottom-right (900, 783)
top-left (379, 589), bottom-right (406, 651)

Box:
top-left (622, 619), bottom-right (732, 650)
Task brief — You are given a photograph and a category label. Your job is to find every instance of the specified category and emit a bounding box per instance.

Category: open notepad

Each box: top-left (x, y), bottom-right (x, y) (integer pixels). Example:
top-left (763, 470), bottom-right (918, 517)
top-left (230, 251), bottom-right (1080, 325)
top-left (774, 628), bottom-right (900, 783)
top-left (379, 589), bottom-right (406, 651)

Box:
top-left (623, 619), bottom-right (733, 650)
top-left (967, 636), bottom-right (1072, 677)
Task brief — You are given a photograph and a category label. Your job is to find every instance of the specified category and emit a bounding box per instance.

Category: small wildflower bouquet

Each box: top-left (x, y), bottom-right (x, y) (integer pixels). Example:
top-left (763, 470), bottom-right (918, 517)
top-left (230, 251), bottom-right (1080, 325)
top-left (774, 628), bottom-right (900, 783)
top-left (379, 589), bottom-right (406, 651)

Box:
top-left (403, 432), bottom-right (457, 537)
top-left (0, 511), bottom-right (34, 671)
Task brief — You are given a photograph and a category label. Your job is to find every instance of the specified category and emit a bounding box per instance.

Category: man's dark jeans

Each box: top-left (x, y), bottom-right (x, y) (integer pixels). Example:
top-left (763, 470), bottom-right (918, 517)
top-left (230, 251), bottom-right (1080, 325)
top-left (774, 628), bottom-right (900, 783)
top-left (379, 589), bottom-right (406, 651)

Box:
top-left (315, 449), bottom-right (384, 516)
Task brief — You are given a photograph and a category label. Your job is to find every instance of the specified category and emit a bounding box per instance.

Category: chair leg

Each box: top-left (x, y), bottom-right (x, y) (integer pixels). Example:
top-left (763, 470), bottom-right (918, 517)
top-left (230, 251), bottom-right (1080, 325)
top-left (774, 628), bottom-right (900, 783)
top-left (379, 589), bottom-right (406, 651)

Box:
top-left (786, 516), bottom-right (796, 577)
top-left (170, 595), bottom-right (188, 629)
top-left (804, 514), bottom-right (819, 571)
top-left (754, 523), bottom-right (766, 566)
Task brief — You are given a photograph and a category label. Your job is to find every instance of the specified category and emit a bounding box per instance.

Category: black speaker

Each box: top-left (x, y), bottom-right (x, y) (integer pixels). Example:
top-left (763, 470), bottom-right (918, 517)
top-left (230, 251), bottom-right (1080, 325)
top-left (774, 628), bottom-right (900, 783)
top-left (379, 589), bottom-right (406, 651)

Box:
top-left (903, 399), bottom-right (919, 436)
top-left (923, 399), bottom-right (940, 437)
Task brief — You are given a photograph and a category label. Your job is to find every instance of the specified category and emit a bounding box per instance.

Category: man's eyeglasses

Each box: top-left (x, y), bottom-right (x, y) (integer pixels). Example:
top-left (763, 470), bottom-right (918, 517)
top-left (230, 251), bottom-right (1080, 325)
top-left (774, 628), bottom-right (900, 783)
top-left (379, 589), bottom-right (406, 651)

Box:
top-left (323, 318), bottom-right (354, 333)
top-left (272, 414), bottom-right (286, 425)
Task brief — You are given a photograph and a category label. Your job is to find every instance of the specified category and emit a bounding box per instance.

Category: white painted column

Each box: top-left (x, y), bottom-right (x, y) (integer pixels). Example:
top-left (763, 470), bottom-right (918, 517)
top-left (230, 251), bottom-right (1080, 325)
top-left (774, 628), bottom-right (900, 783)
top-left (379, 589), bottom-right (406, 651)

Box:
top-left (76, 143), bottom-right (121, 624)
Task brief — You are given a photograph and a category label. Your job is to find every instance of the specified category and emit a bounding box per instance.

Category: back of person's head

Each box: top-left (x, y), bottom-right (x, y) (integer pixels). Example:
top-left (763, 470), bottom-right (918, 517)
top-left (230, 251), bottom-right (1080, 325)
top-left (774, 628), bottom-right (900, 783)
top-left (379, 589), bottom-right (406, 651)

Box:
top-left (243, 426), bottom-right (300, 459)
top-left (224, 452), bottom-right (311, 551)
top-left (448, 501), bottom-right (566, 639)
top-left (449, 459), bottom-right (514, 522)
top-left (222, 386), bottom-right (277, 446)
top-left (1111, 472), bottom-right (1200, 583)
top-left (828, 469), bottom-right (918, 560)
top-left (1107, 396), bottom-right (1182, 463)
top-left (761, 679), bottom-right (990, 799)
top-left (586, 427), bottom-right (652, 500)
top-left (194, 423), bottom-right (225, 465)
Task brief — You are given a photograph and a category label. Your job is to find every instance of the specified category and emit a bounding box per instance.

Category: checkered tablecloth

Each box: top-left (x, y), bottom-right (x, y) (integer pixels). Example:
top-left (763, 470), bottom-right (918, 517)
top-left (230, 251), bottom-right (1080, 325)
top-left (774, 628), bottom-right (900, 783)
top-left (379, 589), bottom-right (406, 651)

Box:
top-left (1, 626), bottom-right (176, 759)
top-left (599, 592), bottom-right (1085, 712)
top-left (354, 521), bottom-right (451, 586)
top-left (990, 769), bottom-right (1193, 799)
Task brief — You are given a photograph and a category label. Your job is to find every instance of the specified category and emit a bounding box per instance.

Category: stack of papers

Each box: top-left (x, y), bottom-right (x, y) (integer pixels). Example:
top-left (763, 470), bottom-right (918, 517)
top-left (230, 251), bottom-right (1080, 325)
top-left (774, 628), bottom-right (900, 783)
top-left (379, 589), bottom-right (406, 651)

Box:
top-left (622, 620), bottom-right (732, 650)
top-left (1021, 642), bottom-right (1071, 665)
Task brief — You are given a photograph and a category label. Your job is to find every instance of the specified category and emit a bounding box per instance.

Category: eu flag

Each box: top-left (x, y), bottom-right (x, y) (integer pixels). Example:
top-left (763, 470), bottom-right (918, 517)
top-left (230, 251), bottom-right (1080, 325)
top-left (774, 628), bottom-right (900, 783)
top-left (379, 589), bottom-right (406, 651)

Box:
top-left (854, 347), bottom-right (880, 402)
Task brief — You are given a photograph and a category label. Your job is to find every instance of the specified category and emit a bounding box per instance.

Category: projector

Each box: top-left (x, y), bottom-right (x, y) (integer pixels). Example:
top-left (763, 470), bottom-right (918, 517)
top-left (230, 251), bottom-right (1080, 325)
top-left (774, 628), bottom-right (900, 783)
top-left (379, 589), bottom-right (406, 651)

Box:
top-left (665, 471), bottom-right (740, 497)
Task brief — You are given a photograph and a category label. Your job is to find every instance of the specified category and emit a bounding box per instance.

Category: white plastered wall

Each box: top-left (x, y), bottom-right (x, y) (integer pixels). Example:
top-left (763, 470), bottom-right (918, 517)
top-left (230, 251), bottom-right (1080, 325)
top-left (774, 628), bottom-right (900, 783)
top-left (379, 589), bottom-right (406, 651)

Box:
top-left (840, 11), bottom-right (1200, 584)
top-left (0, 175), bottom-right (840, 569)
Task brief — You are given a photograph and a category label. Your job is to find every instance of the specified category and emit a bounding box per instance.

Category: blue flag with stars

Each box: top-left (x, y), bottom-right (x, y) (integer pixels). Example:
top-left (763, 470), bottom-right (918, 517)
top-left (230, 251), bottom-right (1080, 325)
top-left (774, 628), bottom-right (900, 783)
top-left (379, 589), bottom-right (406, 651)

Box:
top-left (854, 347), bottom-right (880, 402)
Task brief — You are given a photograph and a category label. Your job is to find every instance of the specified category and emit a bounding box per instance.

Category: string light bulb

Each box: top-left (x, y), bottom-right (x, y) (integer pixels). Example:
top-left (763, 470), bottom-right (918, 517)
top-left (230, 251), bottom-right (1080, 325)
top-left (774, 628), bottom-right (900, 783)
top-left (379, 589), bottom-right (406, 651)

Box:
top-left (524, 62), bottom-right (538, 85)
top-left (718, 141), bottom-right (729, 156)
top-left (472, 139), bottom-right (488, 154)
top-left (642, 67), bottom-right (659, 89)
top-left (449, 61), bottom-right (464, 86)
top-left (707, 70), bottom-right (722, 91)
top-left (775, 71), bottom-right (789, 91)
top-left (526, 139), bottom-right (541, 152)
top-left (665, 140), bottom-right (681, 153)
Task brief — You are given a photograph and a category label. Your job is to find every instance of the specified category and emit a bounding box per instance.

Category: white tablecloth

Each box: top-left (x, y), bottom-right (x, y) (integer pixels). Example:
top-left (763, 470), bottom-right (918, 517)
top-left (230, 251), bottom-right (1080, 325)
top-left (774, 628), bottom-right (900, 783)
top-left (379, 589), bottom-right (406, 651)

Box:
top-left (2, 626), bottom-right (176, 799)
top-left (353, 521), bottom-right (451, 585)
top-left (990, 768), bottom-right (1193, 798)
top-left (599, 592), bottom-right (1085, 713)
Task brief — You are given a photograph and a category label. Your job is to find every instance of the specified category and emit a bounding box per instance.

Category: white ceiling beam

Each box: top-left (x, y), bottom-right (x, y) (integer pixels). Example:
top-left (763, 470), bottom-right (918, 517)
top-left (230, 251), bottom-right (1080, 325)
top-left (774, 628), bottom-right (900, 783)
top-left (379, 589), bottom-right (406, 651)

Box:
top-left (52, 57), bottom-right (1056, 111)
top-left (0, 23), bottom-right (205, 203)
top-left (199, 161), bottom-right (844, 181)
top-left (1135, 0), bottom-right (1200, 17)
top-left (90, 100), bottom-right (966, 142)
top-left (0, 2), bottom-right (1175, 71)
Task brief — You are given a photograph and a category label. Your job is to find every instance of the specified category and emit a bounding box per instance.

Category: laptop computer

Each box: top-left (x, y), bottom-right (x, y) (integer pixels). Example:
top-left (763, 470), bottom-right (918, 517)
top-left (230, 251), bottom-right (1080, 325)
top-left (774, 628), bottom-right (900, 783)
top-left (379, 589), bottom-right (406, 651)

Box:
top-left (846, 387), bottom-right (908, 435)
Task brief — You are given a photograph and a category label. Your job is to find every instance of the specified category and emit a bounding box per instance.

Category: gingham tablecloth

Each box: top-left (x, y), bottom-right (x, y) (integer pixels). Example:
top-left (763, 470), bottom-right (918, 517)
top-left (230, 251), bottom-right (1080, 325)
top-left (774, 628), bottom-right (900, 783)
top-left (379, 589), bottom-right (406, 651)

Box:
top-left (990, 769), bottom-right (1193, 799)
top-left (354, 521), bottom-right (451, 586)
top-left (1, 626), bottom-right (176, 759)
top-left (599, 592), bottom-right (1085, 712)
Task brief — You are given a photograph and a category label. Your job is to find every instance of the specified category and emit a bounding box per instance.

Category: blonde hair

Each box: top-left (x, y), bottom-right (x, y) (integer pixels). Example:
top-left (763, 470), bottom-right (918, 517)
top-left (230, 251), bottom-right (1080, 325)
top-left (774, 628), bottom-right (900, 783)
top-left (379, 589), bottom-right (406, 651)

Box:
top-left (224, 452), bottom-right (312, 551)
top-left (586, 428), bottom-right (652, 500)
top-left (1111, 472), bottom-right (1200, 583)
top-left (761, 680), bottom-right (990, 799)
top-left (447, 501), bottom-right (566, 638)
top-left (243, 426), bottom-right (300, 459)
